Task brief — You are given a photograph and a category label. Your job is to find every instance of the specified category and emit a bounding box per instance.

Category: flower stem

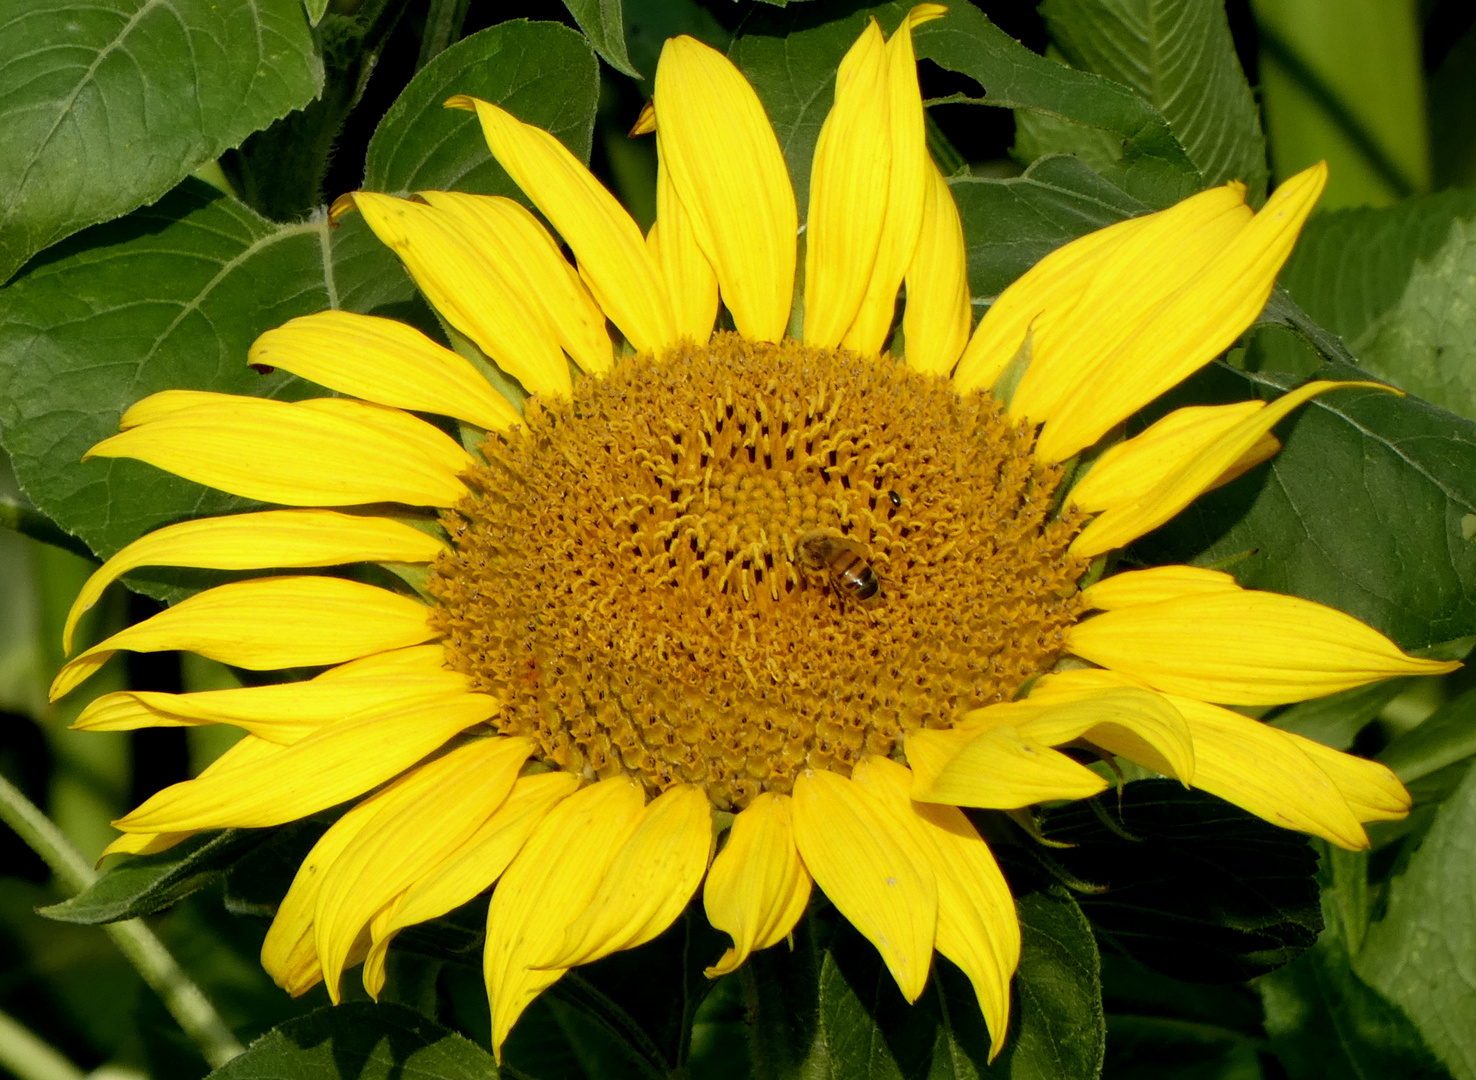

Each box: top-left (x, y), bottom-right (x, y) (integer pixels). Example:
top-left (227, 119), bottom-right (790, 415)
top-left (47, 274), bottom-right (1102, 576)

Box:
top-left (0, 773), bottom-right (244, 1068)
top-left (0, 1007), bottom-right (84, 1080)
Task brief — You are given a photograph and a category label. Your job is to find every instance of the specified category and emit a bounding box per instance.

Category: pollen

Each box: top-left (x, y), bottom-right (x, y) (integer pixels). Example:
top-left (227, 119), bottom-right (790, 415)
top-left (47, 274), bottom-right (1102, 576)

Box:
top-left (427, 334), bottom-right (1087, 809)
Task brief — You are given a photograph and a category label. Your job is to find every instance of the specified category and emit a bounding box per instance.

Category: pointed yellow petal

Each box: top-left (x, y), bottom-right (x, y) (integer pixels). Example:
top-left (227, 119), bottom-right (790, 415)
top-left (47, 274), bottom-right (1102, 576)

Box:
top-left (1068, 587), bottom-right (1459, 705)
top-left (416, 191), bottom-right (614, 376)
top-left (650, 160), bottom-right (719, 342)
top-left (449, 96), bottom-right (676, 354)
top-left (348, 192), bottom-right (572, 398)
top-left (315, 737), bottom-right (533, 1001)
top-left (703, 792), bottom-right (812, 978)
top-left (250, 311), bottom-right (524, 431)
top-left (1012, 688), bottom-right (1196, 785)
top-left (791, 769), bottom-right (936, 1002)
top-left (1082, 565), bottom-right (1241, 611)
top-left (113, 690), bottom-right (496, 832)
top-left (1290, 736), bottom-right (1411, 823)
top-left (1072, 380), bottom-right (1394, 557)
top-left (51, 576), bottom-right (435, 701)
top-left (904, 164), bottom-right (971, 376)
top-left (550, 783), bottom-right (713, 968)
top-left (63, 509), bottom-right (445, 654)
top-left (88, 392), bottom-right (470, 509)
top-left (841, 10), bottom-right (932, 356)
top-left (101, 830), bottom-right (196, 859)
top-left (910, 723), bottom-right (1109, 808)
top-left (851, 755), bottom-right (1017, 1061)
top-left (653, 37), bottom-right (796, 343)
top-left (1037, 164), bottom-right (1328, 461)
top-left (362, 771), bottom-right (579, 998)
top-left (484, 777), bottom-right (646, 1058)
top-left (803, 20), bottom-right (892, 349)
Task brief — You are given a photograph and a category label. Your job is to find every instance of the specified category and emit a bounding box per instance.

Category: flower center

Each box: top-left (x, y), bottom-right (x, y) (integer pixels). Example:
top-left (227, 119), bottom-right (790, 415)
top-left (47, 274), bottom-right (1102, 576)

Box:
top-left (427, 334), bottom-right (1087, 809)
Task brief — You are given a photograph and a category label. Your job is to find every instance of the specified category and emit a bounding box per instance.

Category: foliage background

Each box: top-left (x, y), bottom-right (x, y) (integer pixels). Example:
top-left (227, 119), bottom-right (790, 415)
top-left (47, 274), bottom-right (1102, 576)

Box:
top-left (1, 0), bottom-right (1476, 1077)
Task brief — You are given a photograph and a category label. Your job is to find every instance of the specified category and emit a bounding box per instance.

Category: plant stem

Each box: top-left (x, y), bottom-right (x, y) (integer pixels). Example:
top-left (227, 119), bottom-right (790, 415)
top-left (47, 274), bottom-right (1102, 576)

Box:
top-left (0, 774), bottom-right (245, 1068)
top-left (0, 1008), bottom-right (84, 1080)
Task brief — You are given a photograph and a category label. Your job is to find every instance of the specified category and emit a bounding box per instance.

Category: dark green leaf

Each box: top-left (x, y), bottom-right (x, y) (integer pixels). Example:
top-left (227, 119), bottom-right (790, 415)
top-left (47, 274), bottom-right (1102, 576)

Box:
top-left (1269, 679), bottom-right (1411, 751)
top-left (223, 816), bottom-right (335, 917)
top-left (38, 829), bottom-right (266, 924)
top-left (622, 0), bottom-right (731, 86)
top-left (1380, 685), bottom-right (1476, 787)
top-left (562, 0), bottom-right (641, 77)
top-left (364, 20), bottom-right (600, 198)
top-left (207, 1002), bottom-right (498, 1079)
top-left (1037, 0), bottom-right (1267, 201)
top-left (1133, 361), bottom-right (1476, 652)
top-left (1040, 782), bottom-right (1321, 983)
top-left (0, 0), bottom-right (324, 283)
top-left (0, 179), bottom-right (414, 568)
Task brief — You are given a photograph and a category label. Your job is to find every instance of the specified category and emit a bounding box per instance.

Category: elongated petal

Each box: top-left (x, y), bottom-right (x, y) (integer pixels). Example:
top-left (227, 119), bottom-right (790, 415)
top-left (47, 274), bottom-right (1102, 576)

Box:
top-left (1072, 380), bottom-right (1393, 556)
top-left (910, 724), bottom-right (1109, 808)
top-left (362, 772), bottom-right (580, 998)
top-left (88, 392), bottom-right (470, 509)
top-left (101, 830), bottom-right (195, 859)
top-left (852, 756), bottom-right (1017, 1061)
top-left (114, 691), bottom-right (496, 832)
top-left (315, 737), bottom-right (534, 1001)
top-left (52, 576), bottom-right (435, 702)
top-left (1037, 164), bottom-right (1327, 461)
top-left (250, 311), bottom-right (524, 431)
top-left (1012, 688), bottom-right (1196, 784)
top-left (904, 163), bottom-right (971, 376)
top-left (791, 769), bottom-right (936, 1002)
top-left (416, 191), bottom-right (614, 376)
top-left (650, 160), bottom-right (719, 342)
top-left (449, 96), bottom-right (676, 354)
top-left (1082, 565), bottom-right (1241, 610)
top-left (1068, 588), bottom-right (1459, 705)
top-left (653, 37), bottom-right (796, 342)
top-left (551, 783), bottom-right (713, 967)
top-left (484, 777), bottom-right (646, 1059)
top-left (350, 192), bottom-right (572, 398)
top-left (803, 20), bottom-right (892, 349)
top-left (841, 7), bottom-right (939, 356)
top-left (1291, 736), bottom-right (1411, 822)
top-left (703, 792), bottom-right (812, 978)
top-left (63, 509), bottom-right (445, 654)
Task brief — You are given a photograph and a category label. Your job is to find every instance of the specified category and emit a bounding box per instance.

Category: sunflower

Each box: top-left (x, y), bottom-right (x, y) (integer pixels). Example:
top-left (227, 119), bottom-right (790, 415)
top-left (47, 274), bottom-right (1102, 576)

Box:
top-left (52, 4), bottom-right (1456, 1061)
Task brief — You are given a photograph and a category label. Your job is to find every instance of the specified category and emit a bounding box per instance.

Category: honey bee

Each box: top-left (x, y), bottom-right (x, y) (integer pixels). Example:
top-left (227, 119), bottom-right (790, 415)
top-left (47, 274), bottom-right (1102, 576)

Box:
top-left (797, 530), bottom-right (880, 605)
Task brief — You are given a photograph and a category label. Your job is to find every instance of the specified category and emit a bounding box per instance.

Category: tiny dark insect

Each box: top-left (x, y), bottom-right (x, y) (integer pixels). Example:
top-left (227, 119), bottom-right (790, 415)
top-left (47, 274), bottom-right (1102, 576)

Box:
top-left (797, 530), bottom-right (880, 605)
top-left (888, 490), bottom-right (902, 508)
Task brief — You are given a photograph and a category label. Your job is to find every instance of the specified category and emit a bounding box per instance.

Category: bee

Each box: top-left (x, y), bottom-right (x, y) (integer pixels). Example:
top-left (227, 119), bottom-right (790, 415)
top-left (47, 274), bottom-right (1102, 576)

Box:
top-left (797, 530), bottom-right (880, 605)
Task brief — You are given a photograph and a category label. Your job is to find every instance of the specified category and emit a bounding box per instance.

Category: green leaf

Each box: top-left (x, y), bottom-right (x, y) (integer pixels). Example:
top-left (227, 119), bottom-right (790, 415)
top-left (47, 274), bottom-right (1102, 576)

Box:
top-left (1269, 678), bottom-right (1412, 751)
top-left (0, 0), bottom-right (324, 283)
top-left (37, 829), bottom-right (265, 924)
top-left (207, 1002), bottom-right (499, 1079)
top-left (1133, 361), bottom-right (1476, 652)
top-left (364, 20), bottom-right (600, 198)
top-left (1379, 685), bottom-right (1476, 785)
top-left (1037, 0), bottom-right (1267, 201)
top-left (303, 0), bottom-right (330, 27)
top-left (746, 892), bottom-right (1103, 1078)
top-left (1041, 782), bottom-right (1322, 982)
top-left (0, 179), bottom-right (415, 568)
top-left (562, 0), bottom-right (641, 77)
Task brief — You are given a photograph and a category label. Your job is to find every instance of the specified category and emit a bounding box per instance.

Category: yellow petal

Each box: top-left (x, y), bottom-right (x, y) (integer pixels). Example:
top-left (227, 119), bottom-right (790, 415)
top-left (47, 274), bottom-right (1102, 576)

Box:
top-left (649, 159), bottom-right (719, 342)
top-left (803, 20), bottom-right (892, 349)
top-left (550, 783), bottom-right (713, 968)
top-left (851, 755), bottom-right (1017, 1061)
top-left (112, 690), bottom-right (496, 832)
top-left (484, 776), bottom-right (646, 1059)
top-left (416, 191), bottom-right (614, 376)
top-left (349, 192), bottom-right (572, 398)
top-left (1012, 688), bottom-right (1196, 785)
top-left (909, 724), bottom-right (1110, 808)
top-left (250, 311), bottom-right (524, 431)
top-left (1290, 735), bottom-right (1411, 823)
top-left (449, 96), bottom-right (677, 354)
top-left (703, 792), bottom-right (812, 978)
top-left (652, 37), bottom-right (796, 343)
top-left (1068, 587), bottom-right (1459, 705)
top-left (63, 509), bottom-right (445, 654)
top-left (790, 769), bottom-right (936, 1002)
top-left (1072, 380), bottom-right (1394, 557)
top-left (88, 392), bottom-right (470, 509)
top-left (1082, 565), bottom-right (1241, 611)
top-left (904, 164), bottom-right (971, 376)
top-left (362, 771), bottom-right (580, 998)
top-left (841, 9), bottom-right (935, 356)
top-left (1037, 164), bottom-right (1328, 462)
top-left (100, 830), bottom-right (195, 859)
top-left (51, 576), bottom-right (435, 702)
top-left (315, 737), bottom-right (534, 1001)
